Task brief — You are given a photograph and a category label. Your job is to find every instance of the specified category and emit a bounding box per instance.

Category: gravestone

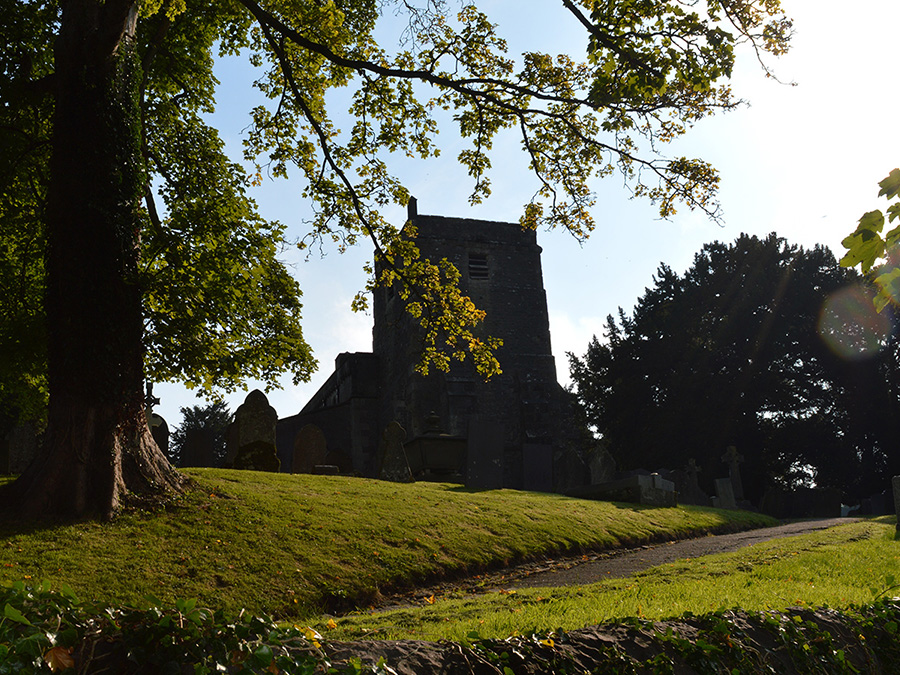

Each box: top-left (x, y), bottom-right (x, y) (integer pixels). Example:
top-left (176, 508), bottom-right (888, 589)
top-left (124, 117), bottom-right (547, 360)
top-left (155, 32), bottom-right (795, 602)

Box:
top-left (721, 446), bottom-right (745, 501)
top-left (313, 465), bottom-right (340, 475)
top-left (466, 418), bottom-right (505, 489)
top-left (588, 443), bottom-right (616, 485)
top-left (149, 413), bottom-right (169, 458)
top-left (404, 413), bottom-right (466, 480)
top-left (663, 462), bottom-right (709, 507)
top-left (713, 477), bottom-right (737, 509)
top-left (232, 390), bottom-right (280, 472)
top-left (675, 458), bottom-right (710, 506)
top-left (566, 473), bottom-right (676, 507)
top-left (553, 447), bottom-right (589, 492)
top-left (324, 449), bottom-right (353, 475)
top-left (292, 424), bottom-right (328, 474)
top-left (859, 489), bottom-right (893, 516)
top-left (378, 421), bottom-right (413, 482)
top-left (686, 458), bottom-right (701, 489)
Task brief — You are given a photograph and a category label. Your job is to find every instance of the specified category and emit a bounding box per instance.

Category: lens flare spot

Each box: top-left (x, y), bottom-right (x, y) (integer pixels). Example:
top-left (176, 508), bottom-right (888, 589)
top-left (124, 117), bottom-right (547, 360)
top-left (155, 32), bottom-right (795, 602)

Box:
top-left (818, 285), bottom-right (892, 360)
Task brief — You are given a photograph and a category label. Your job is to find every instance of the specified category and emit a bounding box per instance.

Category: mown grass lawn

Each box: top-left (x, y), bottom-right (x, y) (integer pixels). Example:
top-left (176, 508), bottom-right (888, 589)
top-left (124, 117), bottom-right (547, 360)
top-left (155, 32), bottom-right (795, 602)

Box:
top-left (0, 468), bottom-right (774, 621)
top-left (327, 518), bottom-right (900, 642)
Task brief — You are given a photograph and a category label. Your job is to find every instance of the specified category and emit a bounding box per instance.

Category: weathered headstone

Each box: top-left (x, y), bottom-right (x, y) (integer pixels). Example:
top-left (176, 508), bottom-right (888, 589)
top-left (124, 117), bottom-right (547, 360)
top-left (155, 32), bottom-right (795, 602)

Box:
top-left (587, 443), bottom-right (616, 485)
top-left (566, 473), bottom-right (676, 507)
top-left (859, 490), bottom-right (893, 516)
top-left (893, 477), bottom-right (900, 532)
top-left (686, 458), bottom-right (701, 488)
top-left (662, 464), bottom-right (708, 507)
top-left (292, 424), bottom-right (328, 474)
top-left (378, 421), bottom-right (413, 482)
top-left (324, 449), bottom-right (353, 474)
top-left (721, 446), bottom-right (745, 501)
top-left (312, 465), bottom-right (340, 475)
top-left (232, 390), bottom-right (280, 472)
top-left (466, 418), bottom-right (505, 489)
top-left (149, 413), bottom-right (169, 458)
top-left (404, 413), bottom-right (466, 480)
top-left (553, 447), bottom-right (589, 492)
top-left (713, 477), bottom-right (737, 510)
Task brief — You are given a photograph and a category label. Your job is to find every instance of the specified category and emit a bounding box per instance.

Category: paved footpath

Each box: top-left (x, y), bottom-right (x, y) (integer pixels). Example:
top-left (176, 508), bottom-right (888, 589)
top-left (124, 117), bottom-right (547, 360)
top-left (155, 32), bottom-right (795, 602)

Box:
top-left (514, 518), bottom-right (861, 589)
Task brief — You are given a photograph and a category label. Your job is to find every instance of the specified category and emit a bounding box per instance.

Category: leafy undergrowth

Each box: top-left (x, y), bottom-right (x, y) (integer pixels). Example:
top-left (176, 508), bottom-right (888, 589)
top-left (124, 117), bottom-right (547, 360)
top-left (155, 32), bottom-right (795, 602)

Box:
top-left (0, 469), bottom-right (774, 620)
top-left (2, 579), bottom-right (900, 674)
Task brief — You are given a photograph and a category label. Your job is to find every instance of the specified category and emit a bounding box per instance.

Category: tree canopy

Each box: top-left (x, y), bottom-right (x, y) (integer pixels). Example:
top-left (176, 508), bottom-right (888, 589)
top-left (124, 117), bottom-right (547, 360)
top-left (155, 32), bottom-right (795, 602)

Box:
top-left (1, 0), bottom-right (793, 414)
top-left (569, 233), bottom-right (899, 502)
top-left (0, 0), bottom-right (792, 516)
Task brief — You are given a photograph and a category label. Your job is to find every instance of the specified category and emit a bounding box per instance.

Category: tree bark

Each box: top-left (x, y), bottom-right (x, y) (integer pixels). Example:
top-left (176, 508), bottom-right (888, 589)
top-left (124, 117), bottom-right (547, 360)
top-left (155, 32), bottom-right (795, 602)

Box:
top-left (2, 0), bottom-right (182, 518)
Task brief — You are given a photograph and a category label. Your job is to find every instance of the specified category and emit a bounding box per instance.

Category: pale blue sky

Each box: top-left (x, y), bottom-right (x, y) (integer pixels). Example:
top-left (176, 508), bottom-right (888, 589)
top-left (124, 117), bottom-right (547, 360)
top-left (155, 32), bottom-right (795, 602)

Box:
top-left (154, 0), bottom-right (900, 428)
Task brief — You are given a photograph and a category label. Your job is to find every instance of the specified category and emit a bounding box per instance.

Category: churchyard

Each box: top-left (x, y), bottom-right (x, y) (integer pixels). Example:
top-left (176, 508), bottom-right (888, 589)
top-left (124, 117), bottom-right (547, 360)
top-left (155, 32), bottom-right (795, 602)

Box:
top-left (0, 470), bottom-right (774, 619)
top-left (1, 469), bottom-right (900, 672)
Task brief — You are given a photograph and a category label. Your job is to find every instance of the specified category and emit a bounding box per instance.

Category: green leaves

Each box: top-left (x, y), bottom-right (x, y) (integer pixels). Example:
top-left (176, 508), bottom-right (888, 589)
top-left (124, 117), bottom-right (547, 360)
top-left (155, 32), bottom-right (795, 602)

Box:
top-left (371, 239), bottom-right (502, 378)
top-left (1, 0), bottom-right (795, 410)
top-left (142, 98), bottom-right (316, 395)
top-left (842, 168), bottom-right (900, 311)
top-left (3, 603), bottom-right (32, 626)
top-left (841, 211), bottom-right (886, 272)
top-left (878, 168), bottom-right (900, 200)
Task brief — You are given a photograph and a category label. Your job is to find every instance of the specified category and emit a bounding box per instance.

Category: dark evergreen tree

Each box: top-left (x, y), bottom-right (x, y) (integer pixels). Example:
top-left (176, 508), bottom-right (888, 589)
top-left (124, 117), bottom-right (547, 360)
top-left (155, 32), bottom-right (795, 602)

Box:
top-left (569, 233), bottom-right (898, 503)
top-left (167, 402), bottom-right (233, 469)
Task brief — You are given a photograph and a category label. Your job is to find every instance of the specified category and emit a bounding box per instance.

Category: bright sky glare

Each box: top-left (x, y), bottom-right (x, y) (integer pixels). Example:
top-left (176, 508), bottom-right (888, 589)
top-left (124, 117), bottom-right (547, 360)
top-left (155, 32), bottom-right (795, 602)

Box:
top-left (154, 0), bottom-right (900, 429)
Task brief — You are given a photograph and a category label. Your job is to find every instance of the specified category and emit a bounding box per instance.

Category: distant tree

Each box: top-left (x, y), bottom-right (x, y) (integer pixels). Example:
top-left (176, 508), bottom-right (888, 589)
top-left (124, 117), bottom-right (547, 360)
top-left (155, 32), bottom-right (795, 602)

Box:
top-left (569, 233), bottom-right (898, 502)
top-left (167, 402), bottom-right (232, 469)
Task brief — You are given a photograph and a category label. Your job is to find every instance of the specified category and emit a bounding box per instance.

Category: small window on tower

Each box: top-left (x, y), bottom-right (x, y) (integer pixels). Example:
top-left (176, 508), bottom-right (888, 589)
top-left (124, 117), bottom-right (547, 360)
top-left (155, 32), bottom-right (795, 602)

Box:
top-left (468, 254), bottom-right (489, 280)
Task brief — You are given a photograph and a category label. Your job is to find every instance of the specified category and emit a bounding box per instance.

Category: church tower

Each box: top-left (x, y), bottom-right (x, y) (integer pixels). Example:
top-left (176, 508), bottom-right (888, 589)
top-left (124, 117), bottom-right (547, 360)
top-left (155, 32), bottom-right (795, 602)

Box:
top-left (372, 204), bottom-right (569, 490)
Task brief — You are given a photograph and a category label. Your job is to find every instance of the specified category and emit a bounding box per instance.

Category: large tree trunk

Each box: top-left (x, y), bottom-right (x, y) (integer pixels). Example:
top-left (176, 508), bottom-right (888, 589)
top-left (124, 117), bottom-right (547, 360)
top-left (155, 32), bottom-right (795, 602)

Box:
top-left (3, 0), bottom-right (182, 518)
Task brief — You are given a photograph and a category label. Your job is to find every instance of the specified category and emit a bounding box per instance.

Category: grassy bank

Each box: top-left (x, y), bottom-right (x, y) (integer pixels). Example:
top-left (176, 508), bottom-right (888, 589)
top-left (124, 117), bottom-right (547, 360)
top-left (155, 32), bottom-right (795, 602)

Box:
top-left (0, 468), bottom-right (773, 619)
top-left (328, 518), bottom-right (900, 641)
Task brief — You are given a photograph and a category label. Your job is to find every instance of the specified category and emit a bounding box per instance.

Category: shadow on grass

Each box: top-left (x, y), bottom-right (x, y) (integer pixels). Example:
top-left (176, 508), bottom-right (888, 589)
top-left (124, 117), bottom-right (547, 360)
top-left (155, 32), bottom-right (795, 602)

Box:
top-left (0, 473), bottom-right (196, 537)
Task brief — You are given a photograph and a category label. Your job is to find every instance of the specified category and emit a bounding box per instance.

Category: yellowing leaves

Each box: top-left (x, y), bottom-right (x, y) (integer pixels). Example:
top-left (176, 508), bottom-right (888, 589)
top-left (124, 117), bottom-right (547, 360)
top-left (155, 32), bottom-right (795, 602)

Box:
top-left (43, 646), bottom-right (75, 672)
top-left (878, 168), bottom-right (900, 201)
top-left (302, 626), bottom-right (322, 648)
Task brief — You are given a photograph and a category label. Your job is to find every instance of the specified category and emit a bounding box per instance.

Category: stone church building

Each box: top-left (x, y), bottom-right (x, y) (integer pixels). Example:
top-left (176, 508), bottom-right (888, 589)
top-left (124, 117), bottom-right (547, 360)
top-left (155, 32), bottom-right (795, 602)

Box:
top-left (276, 202), bottom-right (581, 491)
